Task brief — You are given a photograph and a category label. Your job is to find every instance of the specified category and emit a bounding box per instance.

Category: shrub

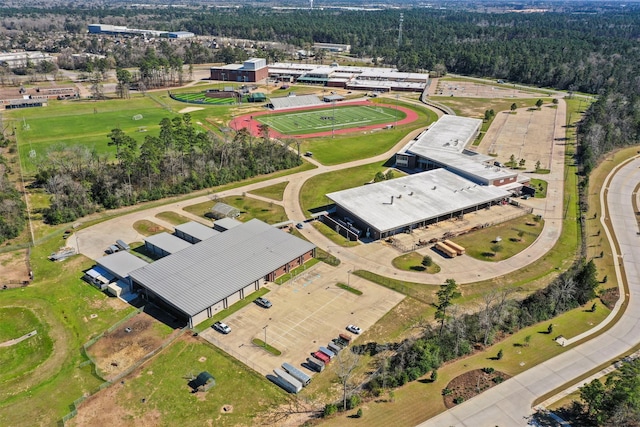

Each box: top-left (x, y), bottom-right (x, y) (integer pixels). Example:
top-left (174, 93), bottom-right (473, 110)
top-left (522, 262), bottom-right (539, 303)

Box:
top-left (497, 349), bottom-right (503, 360)
top-left (347, 394), bottom-right (361, 410)
top-left (430, 370), bottom-right (438, 382)
top-left (356, 408), bottom-right (363, 418)
top-left (442, 388), bottom-right (453, 396)
top-left (493, 376), bottom-right (504, 384)
top-left (453, 396), bottom-right (465, 404)
top-left (323, 403), bottom-right (338, 417)
top-left (482, 367), bottom-right (495, 374)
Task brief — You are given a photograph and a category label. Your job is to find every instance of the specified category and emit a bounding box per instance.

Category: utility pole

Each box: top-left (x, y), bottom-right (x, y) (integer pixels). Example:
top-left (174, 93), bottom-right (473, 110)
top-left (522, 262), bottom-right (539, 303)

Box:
top-left (263, 325), bottom-right (268, 348)
top-left (332, 100), bottom-right (336, 138)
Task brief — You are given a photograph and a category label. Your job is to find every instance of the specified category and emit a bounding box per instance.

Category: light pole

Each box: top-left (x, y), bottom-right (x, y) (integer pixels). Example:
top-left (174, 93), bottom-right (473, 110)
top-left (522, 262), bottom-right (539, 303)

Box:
top-left (347, 269), bottom-right (352, 287)
top-left (395, 93), bottom-right (399, 128)
top-left (263, 325), bottom-right (268, 348)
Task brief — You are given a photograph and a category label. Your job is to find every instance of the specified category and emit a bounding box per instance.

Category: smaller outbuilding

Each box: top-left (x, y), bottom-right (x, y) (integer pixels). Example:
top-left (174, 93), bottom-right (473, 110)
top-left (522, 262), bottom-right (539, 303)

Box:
top-left (210, 202), bottom-right (240, 219)
top-left (188, 371), bottom-right (216, 392)
top-left (174, 221), bottom-right (219, 244)
top-left (144, 232), bottom-right (192, 258)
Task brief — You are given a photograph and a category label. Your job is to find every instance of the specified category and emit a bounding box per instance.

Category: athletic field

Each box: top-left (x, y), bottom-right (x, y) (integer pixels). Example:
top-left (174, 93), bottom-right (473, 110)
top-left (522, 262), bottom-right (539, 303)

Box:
top-left (255, 105), bottom-right (406, 135)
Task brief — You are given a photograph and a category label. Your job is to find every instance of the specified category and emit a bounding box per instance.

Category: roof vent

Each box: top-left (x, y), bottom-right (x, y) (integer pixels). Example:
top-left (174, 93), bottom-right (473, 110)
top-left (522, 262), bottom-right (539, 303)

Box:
top-left (432, 186), bottom-right (437, 190)
top-left (409, 191), bottom-right (414, 196)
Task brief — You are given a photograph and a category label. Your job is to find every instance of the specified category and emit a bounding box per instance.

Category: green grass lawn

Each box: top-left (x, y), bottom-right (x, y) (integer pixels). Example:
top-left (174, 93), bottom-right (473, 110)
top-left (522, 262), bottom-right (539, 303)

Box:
top-left (311, 221), bottom-right (360, 247)
top-left (530, 178), bottom-right (548, 198)
top-left (450, 214), bottom-right (544, 262)
top-left (257, 105), bottom-right (406, 135)
top-left (110, 336), bottom-right (287, 427)
top-left (299, 161), bottom-right (390, 214)
top-left (247, 181), bottom-right (289, 201)
top-left (392, 252), bottom-right (441, 274)
top-left (183, 196), bottom-right (287, 224)
top-left (132, 219), bottom-right (170, 236)
top-left (155, 211), bottom-right (192, 226)
top-left (0, 237), bottom-right (135, 427)
top-left (252, 338), bottom-right (282, 356)
top-left (10, 96), bottom-right (181, 175)
top-left (0, 307), bottom-right (53, 385)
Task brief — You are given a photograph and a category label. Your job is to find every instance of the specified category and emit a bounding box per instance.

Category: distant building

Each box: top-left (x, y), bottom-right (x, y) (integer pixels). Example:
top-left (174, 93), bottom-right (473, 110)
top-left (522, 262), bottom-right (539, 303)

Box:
top-left (313, 42), bottom-right (351, 53)
top-left (210, 58), bottom-right (269, 83)
top-left (0, 51), bottom-right (55, 68)
top-left (168, 31), bottom-right (195, 39)
top-left (88, 24), bottom-right (193, 39)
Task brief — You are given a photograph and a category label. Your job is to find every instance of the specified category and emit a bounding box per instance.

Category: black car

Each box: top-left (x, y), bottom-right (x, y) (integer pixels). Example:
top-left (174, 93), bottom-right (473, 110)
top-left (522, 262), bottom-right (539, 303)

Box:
top-left (254, 297), bottom-right (272, 309)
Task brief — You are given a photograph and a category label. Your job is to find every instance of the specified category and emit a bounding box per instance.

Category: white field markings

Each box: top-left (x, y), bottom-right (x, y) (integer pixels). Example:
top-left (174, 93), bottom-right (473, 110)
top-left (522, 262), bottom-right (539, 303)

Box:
top-left (265, 105), bottom-right (395, 133)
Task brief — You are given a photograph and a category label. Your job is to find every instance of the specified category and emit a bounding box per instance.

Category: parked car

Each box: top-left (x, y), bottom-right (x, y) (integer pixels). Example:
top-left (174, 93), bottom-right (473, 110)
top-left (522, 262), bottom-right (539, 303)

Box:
top-left (212, 321), bottom-right (231, 334)
top-left (105, 245), bottom-right (120, 254)
top-left (254, 297), bottom-right (272, 308)
top-left (346, 324), bottom-right (362, 335)
top-left (296, 222), bottom-right (304, 229)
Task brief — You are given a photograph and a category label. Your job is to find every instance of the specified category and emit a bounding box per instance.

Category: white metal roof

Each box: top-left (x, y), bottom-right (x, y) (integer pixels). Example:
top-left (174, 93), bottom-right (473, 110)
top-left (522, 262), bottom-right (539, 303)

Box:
top-left (174, 221), bottom-right (219, 242)
top-left (129, 219), bottom-right (316, 317)
top-left (96, 251), bottom-right (149, 279)
top-left (145, 232), bottom-right (193, 254)
top-left (326, 169), bottom-right (510, 233)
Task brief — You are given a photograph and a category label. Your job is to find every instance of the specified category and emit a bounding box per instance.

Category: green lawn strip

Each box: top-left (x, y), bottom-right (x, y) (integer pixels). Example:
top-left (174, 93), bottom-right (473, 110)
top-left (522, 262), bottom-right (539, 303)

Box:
top-left (535, 168), bottom-right (551, 174)
top-left (115, 338), bottom-right (287, 427)
top-left (299, 161), bottom-right (390, 215)
top-left (311, 221), bottom-right (360, 247)
top-left (0, 237), bottom-right (135, 426)
top-left (297, 102), bottom-right (436, 166)
top-left (336, 282), bottom-right (363, 296)
top-left (252, 338), bottom-right (283, 356)
top-left (247, 181), bottom-right (288, 201)
top-left (219, 195), bottom-right (288, 224)
top-left (392, 252), bottom-right (442, 274)
top-left (449, 214), bottom-right (544, 262)
top-left (530, 178), bottom-right (548, 198)
top-left (155, 211), bottom-right (192, 226)
top-left (129, 241), bottom-right (162, 262)
top-left (133, 219), bottom-right (170, 236)
top-left (193, 288), bottom-right (270, 333)
top-left (353, 271), bottom-right (434, 304)
top-left (275, 258), bottom-right (321, 285)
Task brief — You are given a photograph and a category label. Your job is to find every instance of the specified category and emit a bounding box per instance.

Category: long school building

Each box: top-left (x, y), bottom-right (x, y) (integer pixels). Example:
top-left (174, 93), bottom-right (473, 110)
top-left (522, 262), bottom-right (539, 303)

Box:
top-left (128, 219), bottom-right (315, 328)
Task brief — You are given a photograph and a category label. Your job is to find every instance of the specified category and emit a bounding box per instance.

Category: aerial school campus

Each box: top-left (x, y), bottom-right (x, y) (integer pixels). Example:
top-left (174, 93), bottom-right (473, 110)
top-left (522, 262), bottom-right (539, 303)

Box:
top-left (1, 54), bottom-right (639, 427)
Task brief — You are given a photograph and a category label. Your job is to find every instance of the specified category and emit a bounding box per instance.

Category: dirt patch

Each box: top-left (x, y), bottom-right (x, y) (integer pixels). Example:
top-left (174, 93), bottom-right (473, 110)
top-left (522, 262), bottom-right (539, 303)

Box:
top-left (443, 368), bottom-right (511, 408)
top-left (600, 287), bottom-right (620, 310)
top-left (220, 404), bottom-right (233, 413)
top-left (86, 312), bottom-right (174, 381)
top-left (0, 249), bottom-right (30, 287)
top-left (178, 106), bottom-right (204, 114)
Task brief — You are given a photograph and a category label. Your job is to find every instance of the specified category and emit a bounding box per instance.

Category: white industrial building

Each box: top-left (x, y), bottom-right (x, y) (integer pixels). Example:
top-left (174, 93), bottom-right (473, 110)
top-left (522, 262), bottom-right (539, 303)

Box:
top-left (326, 169), bottom-right (511, 240)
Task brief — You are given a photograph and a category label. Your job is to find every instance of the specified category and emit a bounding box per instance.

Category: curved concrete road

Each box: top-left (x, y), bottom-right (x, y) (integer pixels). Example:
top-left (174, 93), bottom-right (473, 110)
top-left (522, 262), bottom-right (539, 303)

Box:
top-left (420, 156), bottom-right (640, 427)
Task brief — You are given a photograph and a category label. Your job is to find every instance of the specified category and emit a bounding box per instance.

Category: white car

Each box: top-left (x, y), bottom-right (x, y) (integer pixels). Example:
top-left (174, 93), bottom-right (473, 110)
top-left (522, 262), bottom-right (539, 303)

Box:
top-left (213, 321), bottom-right (231, 334)
top-left (346, 324), bottom-right (361, 335)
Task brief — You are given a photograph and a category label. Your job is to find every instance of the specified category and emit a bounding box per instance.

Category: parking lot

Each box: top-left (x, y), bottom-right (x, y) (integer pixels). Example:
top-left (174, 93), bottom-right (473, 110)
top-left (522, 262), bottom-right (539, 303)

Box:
top-left (199, 262), bottom-right (405, 376)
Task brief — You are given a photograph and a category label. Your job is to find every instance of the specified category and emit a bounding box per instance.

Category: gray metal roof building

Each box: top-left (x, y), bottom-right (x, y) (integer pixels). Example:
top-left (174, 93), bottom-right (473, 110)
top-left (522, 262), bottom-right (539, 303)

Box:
top-left (213, 217), bottom-right (242, 232)
top-left (326, 169), bottom-right (510, 240)
top-left (129, 219), bottom-right (316, 328)
top-left (144, 232), bottom-right (193, 258)
top-left (95, 251), bottom-right (149, 282)
top-left (174, 221), bottom-right (219, 244)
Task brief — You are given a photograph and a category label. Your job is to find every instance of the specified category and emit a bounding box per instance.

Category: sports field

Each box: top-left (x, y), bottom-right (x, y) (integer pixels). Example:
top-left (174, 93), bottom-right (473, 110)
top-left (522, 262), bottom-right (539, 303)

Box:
top-left (170, 92), bottom-right (236, 105)
top-left (255, 105), bottom-right (406, 135)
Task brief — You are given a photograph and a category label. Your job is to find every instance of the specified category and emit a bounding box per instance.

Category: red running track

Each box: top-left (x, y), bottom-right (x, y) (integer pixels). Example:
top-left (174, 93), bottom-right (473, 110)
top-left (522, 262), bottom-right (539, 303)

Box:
top-left (228, 100), bottom-right (420, 139)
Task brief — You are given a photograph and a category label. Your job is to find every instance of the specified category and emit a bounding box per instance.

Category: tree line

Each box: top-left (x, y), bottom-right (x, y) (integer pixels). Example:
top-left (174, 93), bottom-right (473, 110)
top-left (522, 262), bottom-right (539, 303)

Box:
top-left (35, 115), bottom-right (301, 225)
top-left (0, 135), bottom-right (26, 244)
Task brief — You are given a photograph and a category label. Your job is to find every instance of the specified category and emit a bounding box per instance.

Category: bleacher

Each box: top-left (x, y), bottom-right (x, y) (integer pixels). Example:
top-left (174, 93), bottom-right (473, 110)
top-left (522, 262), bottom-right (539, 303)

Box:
top-left (269, 94), bottom-right (323, 110)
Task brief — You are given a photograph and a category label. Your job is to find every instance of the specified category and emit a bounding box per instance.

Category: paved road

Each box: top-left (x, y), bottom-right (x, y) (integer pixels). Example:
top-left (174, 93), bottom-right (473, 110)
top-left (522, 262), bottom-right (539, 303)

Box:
top-left (420, 156), bottom-right (640, 427)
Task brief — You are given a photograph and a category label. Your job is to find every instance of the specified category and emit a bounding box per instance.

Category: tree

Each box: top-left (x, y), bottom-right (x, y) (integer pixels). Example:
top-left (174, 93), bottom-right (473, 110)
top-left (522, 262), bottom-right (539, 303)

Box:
top-left (547, 324), bottom-right (554, 334)
top-left (497, 349), bottom-right (503, 360)
top-left (535, 99), bottom-right (543, 109)
top-left (509, 154), bottom-right (516, 166)
top-left (434, 279), bottom-right (461, 337)
top-left (335, 350), bottom-right (361, 411)
top-left (510, 103), bottom-right (517, 112)
top-left (490, 243), bottom-right (503, 255)
top-left (552, 98), bottom-right (559, 105)
top-left (116, 68), bottom-right (132, 99)
top-left (385, 170), bottom-right (395, 180)
top-left (580, 379), bottom-right (606, 418)
top-left (422, 255), bottom-right (433, 267)
top-left (535, 160), bottom-right (541, 171)
top-left (374, 171), bottom-right (385, 182)
top-left (519, 158), bottom-right (526, 167)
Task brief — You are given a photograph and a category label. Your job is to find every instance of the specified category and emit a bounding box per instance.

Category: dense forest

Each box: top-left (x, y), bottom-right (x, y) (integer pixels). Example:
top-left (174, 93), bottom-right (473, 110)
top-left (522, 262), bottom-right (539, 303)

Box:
top-left (0, 135), bottom-right (26, 244)
top-left (34, 115), bottom-right (301, 224)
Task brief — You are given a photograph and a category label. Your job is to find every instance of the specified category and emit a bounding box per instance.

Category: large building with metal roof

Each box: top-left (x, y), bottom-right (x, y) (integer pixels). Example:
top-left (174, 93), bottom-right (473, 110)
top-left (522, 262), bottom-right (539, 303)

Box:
top-left (144, 232), bottom-right (192, 258)
top-left (396, 115), bottom-right (529, 189)
top-left (326, 169), bottom-right (511, 240)
top-left (129, 219), bottom-right (316, 328)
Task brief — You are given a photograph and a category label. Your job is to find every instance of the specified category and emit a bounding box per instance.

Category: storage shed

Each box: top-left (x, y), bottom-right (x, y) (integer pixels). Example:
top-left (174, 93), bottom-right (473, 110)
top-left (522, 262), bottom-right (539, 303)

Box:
top-left (189, 371), bottom-right (216, 392)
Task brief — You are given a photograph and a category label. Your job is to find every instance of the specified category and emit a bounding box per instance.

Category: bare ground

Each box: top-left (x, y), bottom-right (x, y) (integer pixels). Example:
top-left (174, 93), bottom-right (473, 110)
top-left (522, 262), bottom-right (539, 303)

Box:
top-left (443, 368), bottom-right (512, 409)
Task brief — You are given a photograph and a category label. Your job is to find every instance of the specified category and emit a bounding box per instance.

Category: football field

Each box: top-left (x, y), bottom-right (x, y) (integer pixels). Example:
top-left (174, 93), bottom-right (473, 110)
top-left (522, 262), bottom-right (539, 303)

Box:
top-left (255, 105), bottom-right (406, 135)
